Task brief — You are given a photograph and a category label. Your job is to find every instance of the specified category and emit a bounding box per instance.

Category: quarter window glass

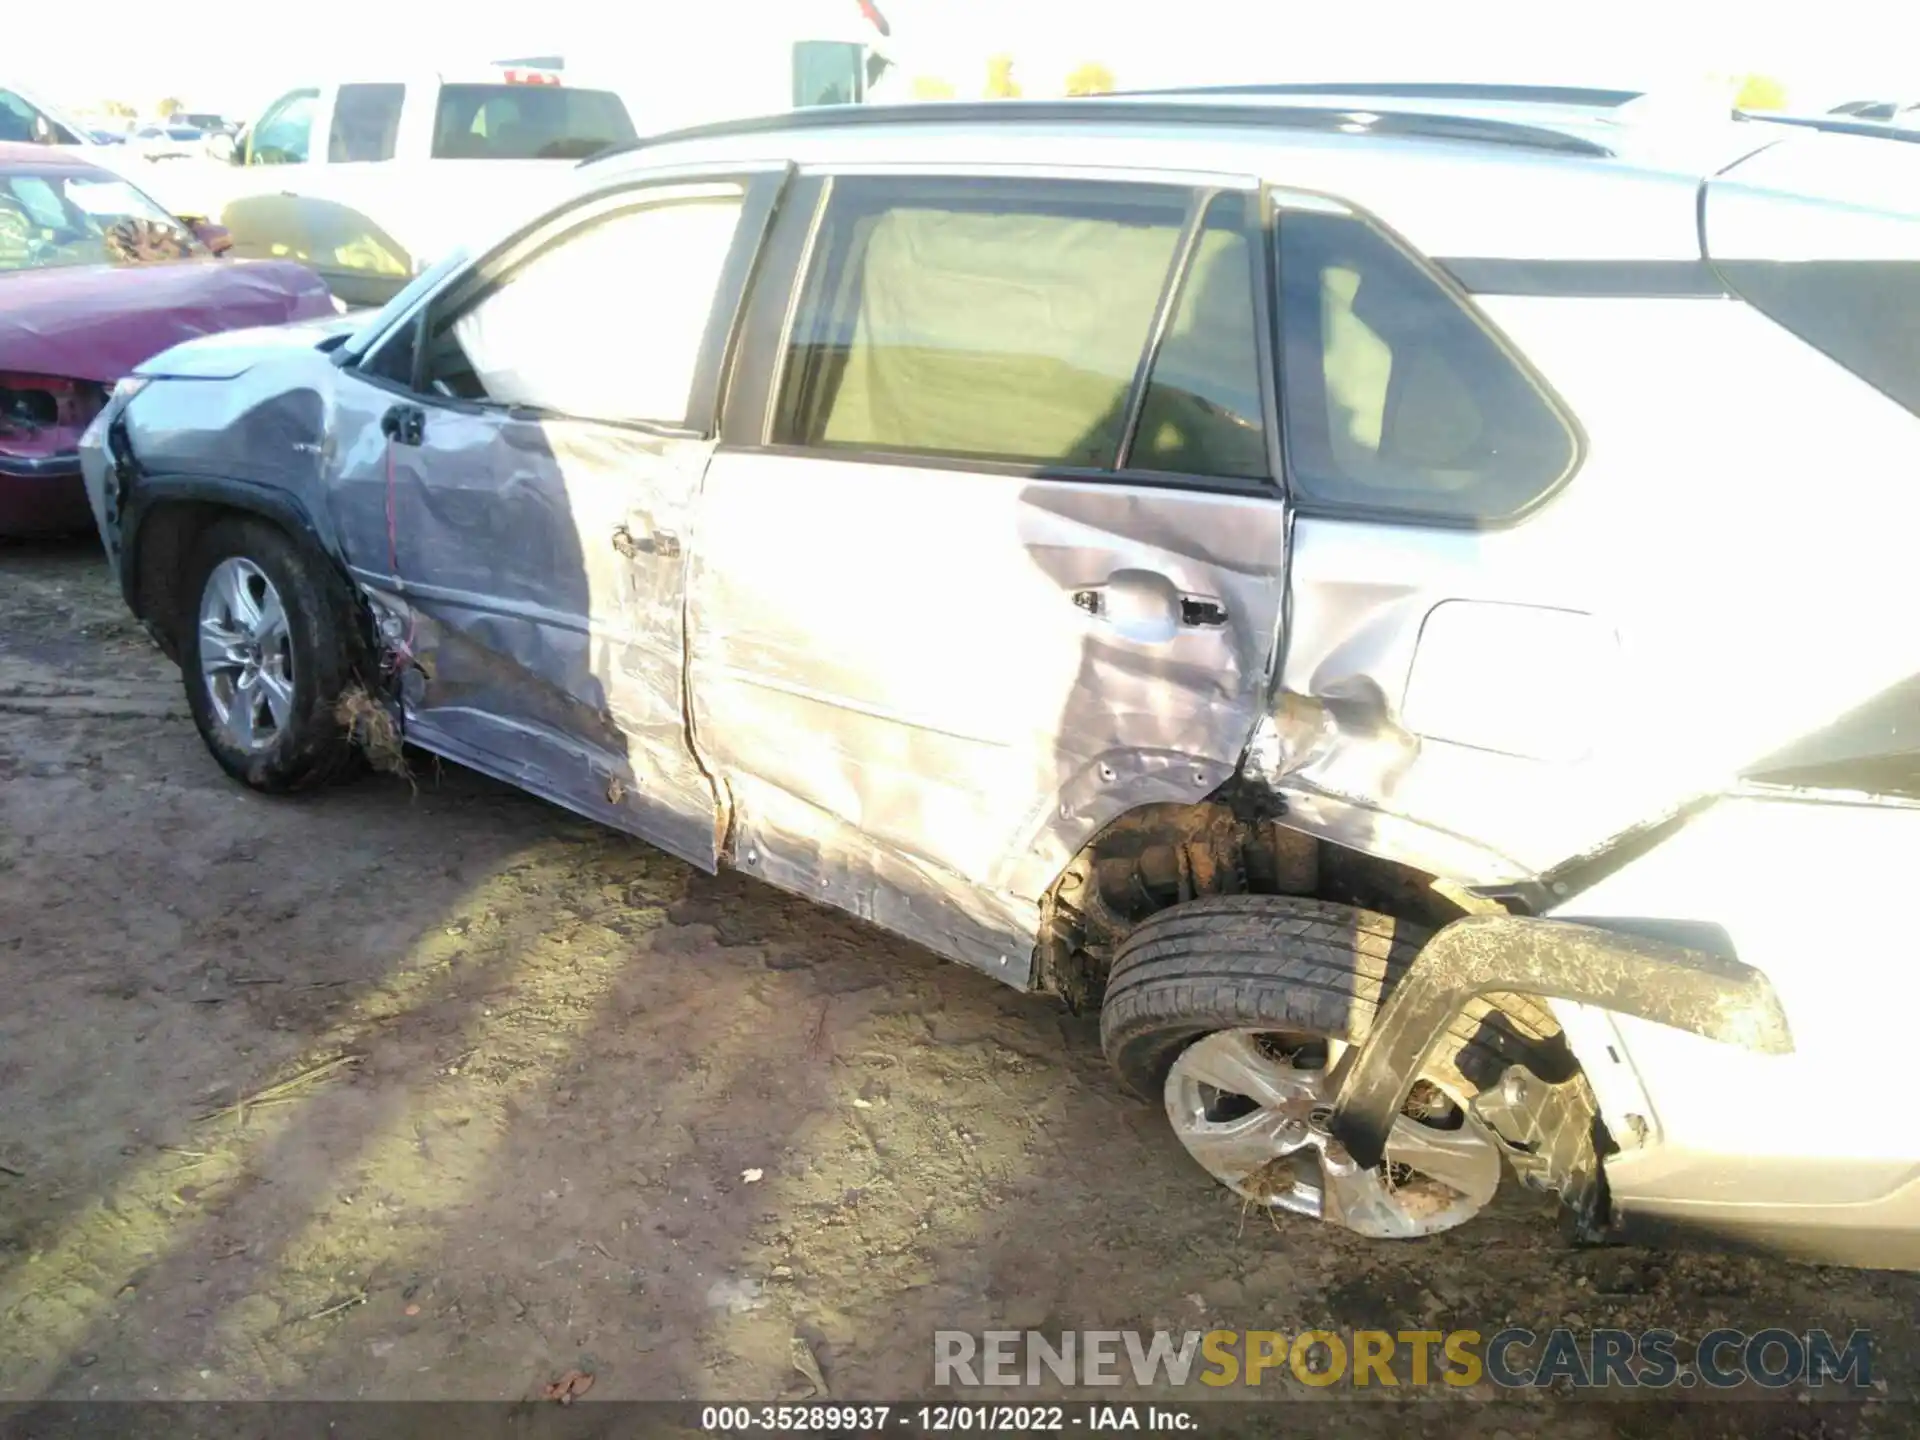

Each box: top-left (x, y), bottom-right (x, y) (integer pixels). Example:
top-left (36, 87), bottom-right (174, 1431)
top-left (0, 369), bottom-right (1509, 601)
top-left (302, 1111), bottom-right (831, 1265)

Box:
top-left (430, 196), bottom-right (743, 426)
top-left (1133, 194), bottom-right (1269, 480)
top-left (1277, 209), bottom-right (1578, 521)
top-left (328, 83), bottom-right (405, 163)
top-left (249, 90), bottom-right (317, 165)
top-left (777, 177), bottom-right (1190, 467)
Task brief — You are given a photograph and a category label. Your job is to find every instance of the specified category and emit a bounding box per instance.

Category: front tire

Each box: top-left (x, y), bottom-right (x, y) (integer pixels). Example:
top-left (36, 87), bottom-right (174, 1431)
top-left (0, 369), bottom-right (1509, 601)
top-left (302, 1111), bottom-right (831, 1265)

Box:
top-left (1101, 896), bottom-right (1562, 1238)
top-left (180, 516), bottom-right (363, 793)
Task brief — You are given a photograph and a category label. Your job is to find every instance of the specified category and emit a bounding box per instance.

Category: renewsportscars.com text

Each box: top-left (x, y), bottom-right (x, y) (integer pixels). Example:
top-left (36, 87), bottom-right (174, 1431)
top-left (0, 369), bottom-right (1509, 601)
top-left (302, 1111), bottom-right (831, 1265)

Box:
top-left (934, 1327), bottom-right (1874, 1391)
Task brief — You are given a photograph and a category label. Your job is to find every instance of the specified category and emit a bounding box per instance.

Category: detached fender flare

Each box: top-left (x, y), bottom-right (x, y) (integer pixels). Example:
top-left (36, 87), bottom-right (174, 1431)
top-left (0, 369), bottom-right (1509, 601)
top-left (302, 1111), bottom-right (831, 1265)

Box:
top-left (1329, 914), bottom-right (1794, 1170)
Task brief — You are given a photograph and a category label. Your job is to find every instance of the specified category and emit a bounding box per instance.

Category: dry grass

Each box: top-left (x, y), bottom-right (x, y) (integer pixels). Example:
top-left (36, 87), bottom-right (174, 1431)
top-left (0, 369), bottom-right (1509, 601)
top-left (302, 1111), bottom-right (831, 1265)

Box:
top-left (334, 685), bottom-right (410, 782)
top-left (1236, 1155), bottom-right (1298, 1237)
top-left (196, 1054), bottom-right (361, 1126)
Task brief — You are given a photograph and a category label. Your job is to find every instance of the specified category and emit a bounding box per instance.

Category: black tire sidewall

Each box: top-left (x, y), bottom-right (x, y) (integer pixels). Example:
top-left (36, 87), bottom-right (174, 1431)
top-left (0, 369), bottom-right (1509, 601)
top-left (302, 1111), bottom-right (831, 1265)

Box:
top-left (1098, 896), bottom-right (1559, 1106)
top-left (180, 517), bottom-right (358, 792)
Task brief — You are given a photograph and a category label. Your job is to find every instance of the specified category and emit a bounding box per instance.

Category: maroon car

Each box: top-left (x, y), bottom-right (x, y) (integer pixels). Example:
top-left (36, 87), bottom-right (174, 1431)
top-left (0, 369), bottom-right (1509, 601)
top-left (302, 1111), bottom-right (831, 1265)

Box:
top-left (0, 143), bottom-right (335, 536)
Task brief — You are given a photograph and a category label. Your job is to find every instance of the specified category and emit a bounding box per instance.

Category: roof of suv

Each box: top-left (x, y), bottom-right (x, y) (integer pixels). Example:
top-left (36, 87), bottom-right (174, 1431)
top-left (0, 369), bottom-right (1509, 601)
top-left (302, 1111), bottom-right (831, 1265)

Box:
top-left (584, 86), bottom-right (1795, 264)
top-left (596, 82), bottom-right (1776, 167)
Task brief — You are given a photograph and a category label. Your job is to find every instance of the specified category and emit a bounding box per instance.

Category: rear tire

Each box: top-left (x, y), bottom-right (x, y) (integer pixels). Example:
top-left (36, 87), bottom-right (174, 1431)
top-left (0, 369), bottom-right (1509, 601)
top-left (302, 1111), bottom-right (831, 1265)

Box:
top-left (180, 516), bottom-right (363, 794)
top-left (1100, 895), bottom-right (1566, 1237)
top-left (1100, 894), bottom-right (1560, 1100)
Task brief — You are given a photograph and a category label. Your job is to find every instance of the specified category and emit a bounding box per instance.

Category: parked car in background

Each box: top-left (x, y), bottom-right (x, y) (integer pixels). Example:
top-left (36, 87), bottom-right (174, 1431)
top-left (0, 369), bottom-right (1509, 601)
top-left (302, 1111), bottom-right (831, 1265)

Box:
top-left (77, 90), bottom-right (1920, 1267)
top-left (176, 112), bottom-right (236, 137)
top-left (131, 123), bottom-right (206, 158)
top-left (0, 80), bottom-right (228, 221)
top-left (0, 143), bottom-right (336, 536)
top-left (1829, 98), bottom-right (1920, 124)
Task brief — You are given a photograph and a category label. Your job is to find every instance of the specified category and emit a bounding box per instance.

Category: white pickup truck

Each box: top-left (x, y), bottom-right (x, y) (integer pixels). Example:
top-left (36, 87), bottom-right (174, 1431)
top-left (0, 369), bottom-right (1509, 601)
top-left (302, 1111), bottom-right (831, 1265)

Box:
top-left (206, 69), bottom-right (641, 307)
top-left (208, 4), bottom-right (901, 311)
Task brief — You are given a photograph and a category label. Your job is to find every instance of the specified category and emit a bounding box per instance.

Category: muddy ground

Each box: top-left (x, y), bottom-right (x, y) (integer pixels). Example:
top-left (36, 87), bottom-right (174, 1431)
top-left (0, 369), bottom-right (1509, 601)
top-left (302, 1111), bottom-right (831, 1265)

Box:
top-left (1, 538), bottom-right (1915, 1436)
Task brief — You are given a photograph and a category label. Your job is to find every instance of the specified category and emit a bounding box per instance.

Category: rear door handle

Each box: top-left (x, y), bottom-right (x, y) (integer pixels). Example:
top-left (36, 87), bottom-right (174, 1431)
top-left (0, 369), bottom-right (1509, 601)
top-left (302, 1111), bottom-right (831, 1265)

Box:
top-left (1072, 570), bottom-right (1227, 643)
top-left (612, 525), bottom-right (680, 560)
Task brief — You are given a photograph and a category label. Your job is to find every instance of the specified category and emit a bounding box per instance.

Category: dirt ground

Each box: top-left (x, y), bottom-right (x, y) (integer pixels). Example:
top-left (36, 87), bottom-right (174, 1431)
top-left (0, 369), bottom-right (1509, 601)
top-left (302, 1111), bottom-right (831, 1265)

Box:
top-left (1, 537), bottom-right (1915, 1434)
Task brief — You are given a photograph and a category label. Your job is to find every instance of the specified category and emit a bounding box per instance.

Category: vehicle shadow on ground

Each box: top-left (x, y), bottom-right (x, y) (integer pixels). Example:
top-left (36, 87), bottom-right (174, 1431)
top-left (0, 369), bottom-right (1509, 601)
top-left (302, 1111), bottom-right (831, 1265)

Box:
top-left (3, 558), bottom-right (1914, 1437)
top-left (3, 726), bottom-right (1915, 1431)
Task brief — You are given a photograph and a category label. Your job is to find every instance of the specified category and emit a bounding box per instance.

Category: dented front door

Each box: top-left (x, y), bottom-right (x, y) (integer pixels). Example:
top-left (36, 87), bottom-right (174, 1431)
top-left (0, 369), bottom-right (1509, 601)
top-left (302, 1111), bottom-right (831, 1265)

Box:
top-left (374, 402), bottom-right (721, 869)
top-left (325, 179), bottom-right (767, 870)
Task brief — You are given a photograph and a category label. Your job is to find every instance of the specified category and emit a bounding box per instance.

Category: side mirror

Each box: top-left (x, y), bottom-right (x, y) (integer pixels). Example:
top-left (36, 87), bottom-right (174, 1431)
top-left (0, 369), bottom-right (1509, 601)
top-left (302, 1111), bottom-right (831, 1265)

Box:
top-left (206, 131), bottom-right (236, 163)
top-left (186, 217), bottom-right (234, 255)
top-left (31, 113), bottom-right (55, 145)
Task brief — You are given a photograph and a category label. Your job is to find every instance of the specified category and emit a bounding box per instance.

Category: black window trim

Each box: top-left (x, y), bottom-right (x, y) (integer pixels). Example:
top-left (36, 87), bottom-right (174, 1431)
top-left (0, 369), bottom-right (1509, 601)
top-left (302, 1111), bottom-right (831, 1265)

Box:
top-left (350, 166), bottom-right (788, 440)
top-left (1710, 258), bottom-right (1920, 423)
top-left (737, 168), bottom-right (1284, 499)
top-left (1267, 190), bottom-right (1591, 532)
top-left (1115, 189), bottom-right (1212, 473)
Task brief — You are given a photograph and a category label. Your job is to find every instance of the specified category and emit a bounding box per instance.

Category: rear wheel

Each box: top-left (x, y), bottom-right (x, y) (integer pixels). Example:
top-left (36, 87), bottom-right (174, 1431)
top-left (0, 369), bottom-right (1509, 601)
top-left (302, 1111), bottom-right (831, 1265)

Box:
top-left (1101, 895), bottom-right (1560, 1238)
top-left (181, 516), bottom-right (363, 793)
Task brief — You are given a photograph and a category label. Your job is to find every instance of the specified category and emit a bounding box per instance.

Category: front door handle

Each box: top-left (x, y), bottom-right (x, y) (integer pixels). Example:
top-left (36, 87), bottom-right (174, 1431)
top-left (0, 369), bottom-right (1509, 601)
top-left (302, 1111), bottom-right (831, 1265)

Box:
top-left (612, 525), bottom-right (681, 560)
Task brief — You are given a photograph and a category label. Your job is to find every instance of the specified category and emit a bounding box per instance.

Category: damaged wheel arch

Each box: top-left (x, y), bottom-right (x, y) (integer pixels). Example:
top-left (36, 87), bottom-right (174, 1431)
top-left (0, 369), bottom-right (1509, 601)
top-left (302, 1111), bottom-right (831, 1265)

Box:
top-left (120, 475), bottom-right (365, 663)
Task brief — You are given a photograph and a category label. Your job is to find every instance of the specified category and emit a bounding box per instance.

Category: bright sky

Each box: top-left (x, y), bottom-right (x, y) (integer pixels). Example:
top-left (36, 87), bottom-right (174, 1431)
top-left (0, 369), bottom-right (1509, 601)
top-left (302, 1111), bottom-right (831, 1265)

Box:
top-left (13, 0), bottom-right (1918, 119)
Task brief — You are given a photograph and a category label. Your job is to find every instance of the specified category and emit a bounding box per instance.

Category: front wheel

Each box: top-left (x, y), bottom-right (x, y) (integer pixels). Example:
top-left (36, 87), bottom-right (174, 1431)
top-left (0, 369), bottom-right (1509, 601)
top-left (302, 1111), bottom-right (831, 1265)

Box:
top-left (1101, 896), bottom-right (1561, 1239)
top-left (181, 516), bottom-right (363, 793)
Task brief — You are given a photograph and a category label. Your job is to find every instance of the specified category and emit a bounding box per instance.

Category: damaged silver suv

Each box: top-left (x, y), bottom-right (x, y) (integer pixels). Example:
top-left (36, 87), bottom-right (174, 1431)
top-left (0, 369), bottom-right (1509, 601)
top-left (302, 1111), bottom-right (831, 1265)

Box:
top-left (81, 86), bottom-right (1920, 1264)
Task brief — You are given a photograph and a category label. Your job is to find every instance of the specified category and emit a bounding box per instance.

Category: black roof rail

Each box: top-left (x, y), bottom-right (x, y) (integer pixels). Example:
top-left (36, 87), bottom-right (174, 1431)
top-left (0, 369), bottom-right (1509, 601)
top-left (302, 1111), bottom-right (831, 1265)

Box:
top-left (585, 98), bottom-right (1617, 168)
top-left (1113, 82), bottom-right (1648, 109)
top-left (1741, 110), bottom-right (1920, 145)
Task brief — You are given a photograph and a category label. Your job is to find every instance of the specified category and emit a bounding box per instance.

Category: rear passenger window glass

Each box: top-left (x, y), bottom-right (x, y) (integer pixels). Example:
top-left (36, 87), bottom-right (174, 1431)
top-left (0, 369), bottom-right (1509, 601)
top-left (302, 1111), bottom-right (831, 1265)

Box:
top-left (777, 177), bottom-right (1190, 468)
top-left (1132, 194), bottom-right (1269, 480)
top-left (329, 83), bottom-right (405, 163)
top-left (430, 84), bottom-right (635, 161)
top-left (1277, 209), bottom-right (1578, 521)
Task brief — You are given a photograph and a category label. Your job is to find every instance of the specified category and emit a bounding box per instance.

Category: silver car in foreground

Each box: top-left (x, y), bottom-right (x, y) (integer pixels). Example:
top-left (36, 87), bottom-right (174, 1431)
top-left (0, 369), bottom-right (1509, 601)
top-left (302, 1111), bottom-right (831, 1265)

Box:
top-left (81, 85), bottom-right (1920, 1264)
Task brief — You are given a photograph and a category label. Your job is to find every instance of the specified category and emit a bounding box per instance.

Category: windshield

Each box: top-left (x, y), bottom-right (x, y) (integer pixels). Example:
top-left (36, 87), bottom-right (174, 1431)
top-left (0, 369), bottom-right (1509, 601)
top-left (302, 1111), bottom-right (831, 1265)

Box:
top-left (0, 168), bottom-right (203, 273)
top-left (430, 84), bottom-right (636, 161)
